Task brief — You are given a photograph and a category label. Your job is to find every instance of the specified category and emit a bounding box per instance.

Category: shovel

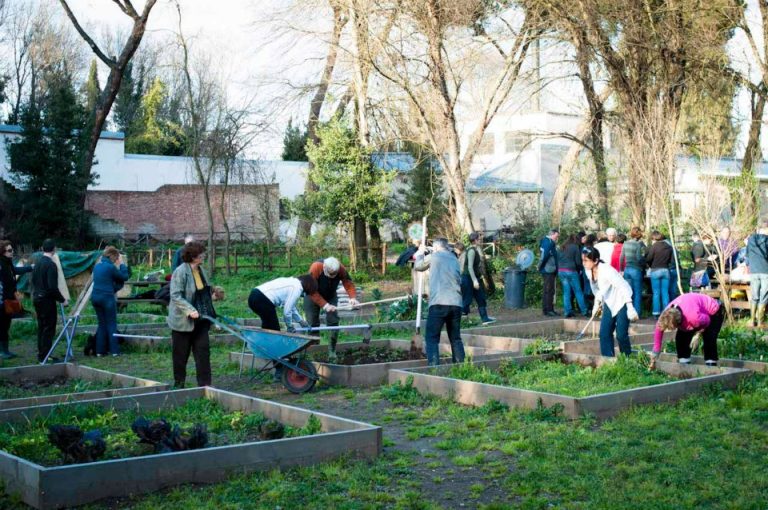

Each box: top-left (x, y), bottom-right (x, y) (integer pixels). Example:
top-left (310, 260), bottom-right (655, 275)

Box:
top-left (575, 305), bottom-right (600, 341)
top-left (411, 216), bottom-right (428, 354)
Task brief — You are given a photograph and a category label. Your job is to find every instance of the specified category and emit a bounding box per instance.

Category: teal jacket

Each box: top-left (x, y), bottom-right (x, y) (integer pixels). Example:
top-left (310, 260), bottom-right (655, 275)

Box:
top-left (167, 263), bottom-right (210, 332)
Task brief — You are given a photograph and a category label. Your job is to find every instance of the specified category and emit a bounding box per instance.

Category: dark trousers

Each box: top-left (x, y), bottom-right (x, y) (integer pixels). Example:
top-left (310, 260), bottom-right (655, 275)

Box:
top-left (248, 289), bottom-right (280, 331)
top-left (542, 272), bottom-right (556, 313)
top-left (0, 310), bottom-right (11, 353)
top-left (424, 305), bottom-right (465, 366)
top-left (675, 305), bottom-right (723, 360)
top-left (92, 292), bottom-right (119, 355)
top-left (172, 321), bottom-right (212, 387)
top-left (461, 274), bottom-right (487, 313)
top-left (599, 303), bottom-right (631, 357)
top-left (304, 295), bottom-right (339, 347)
top-left (33, 298), bottom-right (58, 362)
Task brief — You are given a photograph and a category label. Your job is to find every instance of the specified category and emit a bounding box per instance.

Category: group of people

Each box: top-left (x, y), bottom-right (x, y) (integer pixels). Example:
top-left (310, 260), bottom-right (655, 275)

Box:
top-left (539, 227), bottom-right (684, 320)
top-left (0, 239), bottom-right (131, 364)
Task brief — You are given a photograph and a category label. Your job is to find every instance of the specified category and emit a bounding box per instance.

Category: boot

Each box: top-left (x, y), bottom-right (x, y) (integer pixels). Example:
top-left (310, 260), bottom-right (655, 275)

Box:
top-left (0, 340), bottom-right (16, 360)
top-left (759, 305), bottom-right (766, 328)
top-left (479, 307), bottom-right (496, 326)
top-left (327, 335), bottom-right (338, 363)
top-left (751, 303), bottom-right (758, 327)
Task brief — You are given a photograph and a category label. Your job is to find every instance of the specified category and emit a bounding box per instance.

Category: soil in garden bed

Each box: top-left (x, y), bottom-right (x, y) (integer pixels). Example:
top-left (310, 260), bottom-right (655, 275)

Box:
top-left (311, 345), bottom-right (429, 365)
top-left (0, 377), bottom-right (118, 400)
top-left (0, 398), bottom-right (322, 466)
top-left (445, 355), bottom-right (679, 397)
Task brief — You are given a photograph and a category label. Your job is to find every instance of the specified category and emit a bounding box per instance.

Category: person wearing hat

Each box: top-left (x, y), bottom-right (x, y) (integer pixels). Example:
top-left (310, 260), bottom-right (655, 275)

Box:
top-left (304, 257), bottom-right (358, 360)
top-left (31, 239), bottom-right (66, 362)
top-left (460, 233), bottom-right (496, 324)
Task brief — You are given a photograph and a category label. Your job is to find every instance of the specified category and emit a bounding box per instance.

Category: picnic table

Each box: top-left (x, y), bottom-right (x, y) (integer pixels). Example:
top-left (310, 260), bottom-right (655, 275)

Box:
top-left (117, 280), bottom-right (169, 312)
top-left (697, 278), bottom-right (750, 310)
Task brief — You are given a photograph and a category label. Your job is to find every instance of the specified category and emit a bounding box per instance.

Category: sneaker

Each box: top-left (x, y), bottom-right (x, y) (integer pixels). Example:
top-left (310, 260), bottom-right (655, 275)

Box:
top-left (544, 311), bottom-right (558, 317)
top-left (705, 360), bottom-right (718, 367)
top-left (112, 353), bottom-right (121, 358)
top-left (482, 317), bottom-right (497, 325)
top-left (564, 313), bottom-right (574, 318)
top-left (96, 353), bottom-right (105, 358)
top-left (0, 351), bottom-right (17, 360)
top-left (678, 358), bottom-right (691, 364)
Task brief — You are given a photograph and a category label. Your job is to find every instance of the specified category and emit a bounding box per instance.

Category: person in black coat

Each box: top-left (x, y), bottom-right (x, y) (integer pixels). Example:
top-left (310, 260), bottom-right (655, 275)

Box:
top-left (0, 240), bottom-right (33, 359)
top-left (31, 239), bottom-right (66, 362)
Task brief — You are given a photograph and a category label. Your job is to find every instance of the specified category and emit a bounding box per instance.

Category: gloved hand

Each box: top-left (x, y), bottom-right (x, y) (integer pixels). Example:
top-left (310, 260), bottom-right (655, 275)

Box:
top-left (592, 302), bottom-right (602, 318)
top-left (323, 303), bottom-right (337, 313)
top-left (287, 325), bottom-right (296, 334)
top-left (626, 303), bottom-right (639, 322)
top-left (348, 298), bottom-right (360, 308)
top-left (473, 280), bottom-right (480, 290)
top-left (690, 333), bottom-right (702, 351)
top-left (649, 351), bottom-right (659, 370)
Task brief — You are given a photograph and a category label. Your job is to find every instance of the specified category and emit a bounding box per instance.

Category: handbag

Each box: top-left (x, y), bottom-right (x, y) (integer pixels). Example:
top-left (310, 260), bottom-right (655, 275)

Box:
top-left (3, 298), bottom-right (23, 316)
top-left (192, 285), bottom-right (217, 320)
top-left (689, 269), bottom-right (710, 288)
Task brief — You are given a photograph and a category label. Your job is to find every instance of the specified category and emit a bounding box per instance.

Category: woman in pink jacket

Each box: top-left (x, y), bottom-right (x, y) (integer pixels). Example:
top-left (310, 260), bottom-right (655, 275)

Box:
top-left (650, 293), bottom-right (723, 367)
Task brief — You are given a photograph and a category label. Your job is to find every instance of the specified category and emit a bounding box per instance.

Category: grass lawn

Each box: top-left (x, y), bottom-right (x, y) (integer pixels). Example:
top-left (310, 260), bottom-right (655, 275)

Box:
top-left (1, 313), bottom-right (768, 507)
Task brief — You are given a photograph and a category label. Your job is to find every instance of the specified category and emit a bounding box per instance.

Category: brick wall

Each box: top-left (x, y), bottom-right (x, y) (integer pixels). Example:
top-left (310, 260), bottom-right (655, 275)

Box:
top-left (85, 184), bottom-right (279, 240)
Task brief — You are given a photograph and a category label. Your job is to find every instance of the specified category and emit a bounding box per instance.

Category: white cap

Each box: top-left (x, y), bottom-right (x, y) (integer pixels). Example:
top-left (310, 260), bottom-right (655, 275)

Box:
top-left (323, 257), bottom-right (341, 274)
top-left (605, 227), bottom-right (617, 236)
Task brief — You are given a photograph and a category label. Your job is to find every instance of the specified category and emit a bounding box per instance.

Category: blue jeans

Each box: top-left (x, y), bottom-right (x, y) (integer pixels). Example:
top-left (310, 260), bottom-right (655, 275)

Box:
top-left (623, 266), bottom-right (643, 316)
top-left (750, 273), bottom-right (768, 305)
top-left (558, 271), bottom-right (587, 316)
top-left (669, 267), bottom-right (680, 300)
top-left (649, 268), bottom-right (670, 316)
top-left (599, 303), bottom-right (631, 356)
top-left (92, 292), bottom-right (119, 355)
top-left (425, 305), bottom-right (464, 366)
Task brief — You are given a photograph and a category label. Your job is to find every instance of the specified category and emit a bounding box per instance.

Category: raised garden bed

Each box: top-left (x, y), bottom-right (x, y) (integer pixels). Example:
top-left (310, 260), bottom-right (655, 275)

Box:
top-left (450, 319), bottom-right (661, 356)
top-left (0, 364), bottom-right (168, 411)
top-left (0, 387), bottom-right (381, 509)
top-left (388, 352), bottom-right (751, 419)
top-left (230, 339), bottom-right (508, 387)
top-left (639, 327), bottom-right (768, 373)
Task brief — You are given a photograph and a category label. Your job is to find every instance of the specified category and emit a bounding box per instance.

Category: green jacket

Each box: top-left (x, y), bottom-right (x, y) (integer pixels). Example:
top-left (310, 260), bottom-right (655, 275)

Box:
top-left (167, 263), bottom-right (210, 332)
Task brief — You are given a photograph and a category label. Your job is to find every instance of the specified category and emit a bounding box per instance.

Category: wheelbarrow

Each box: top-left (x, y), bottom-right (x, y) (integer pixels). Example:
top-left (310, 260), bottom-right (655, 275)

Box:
top-left (204, 316), bottom-right (320, 394)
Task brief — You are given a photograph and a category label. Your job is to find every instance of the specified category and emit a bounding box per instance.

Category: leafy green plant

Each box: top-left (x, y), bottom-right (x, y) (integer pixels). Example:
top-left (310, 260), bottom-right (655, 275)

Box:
top-left (523, 338), bottom-right (560, 355)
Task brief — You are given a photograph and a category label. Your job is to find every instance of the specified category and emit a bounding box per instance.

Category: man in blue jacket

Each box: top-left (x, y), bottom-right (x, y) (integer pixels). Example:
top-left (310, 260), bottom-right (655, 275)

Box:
top-left (539, 229), bottom-right (559, 317)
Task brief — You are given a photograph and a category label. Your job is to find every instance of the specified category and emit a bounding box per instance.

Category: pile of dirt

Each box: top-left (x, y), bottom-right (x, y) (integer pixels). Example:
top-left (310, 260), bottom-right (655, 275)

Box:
top-left (313, 345), bottom-right (426, 365)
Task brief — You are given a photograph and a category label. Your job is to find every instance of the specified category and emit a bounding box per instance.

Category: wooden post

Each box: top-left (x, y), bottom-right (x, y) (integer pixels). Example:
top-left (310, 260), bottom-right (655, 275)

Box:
top-left (149, 248), bottom-right (154, 267)
top-left (167, 248), bottom-right (172, 269)
top-left (381, 242), bottom-right (387, 275)
top-left (287, 246), bottom-right (292, 268)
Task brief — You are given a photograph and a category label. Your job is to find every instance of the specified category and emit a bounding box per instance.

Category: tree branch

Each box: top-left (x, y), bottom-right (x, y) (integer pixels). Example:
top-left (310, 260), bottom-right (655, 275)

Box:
top-left (58, 0), bottom-right (116, 67)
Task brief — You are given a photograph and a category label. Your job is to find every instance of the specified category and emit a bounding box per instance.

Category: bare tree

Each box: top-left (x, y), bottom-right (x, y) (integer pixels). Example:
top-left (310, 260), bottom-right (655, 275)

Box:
top-left (57, 0), bottom-right (158, 239)
top-left (370, 0), bottom-right (543, 235)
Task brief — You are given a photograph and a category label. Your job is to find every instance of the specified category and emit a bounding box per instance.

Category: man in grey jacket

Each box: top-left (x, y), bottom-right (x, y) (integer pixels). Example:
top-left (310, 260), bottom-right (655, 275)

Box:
top-left (414, 238), bottom-right (466, 366)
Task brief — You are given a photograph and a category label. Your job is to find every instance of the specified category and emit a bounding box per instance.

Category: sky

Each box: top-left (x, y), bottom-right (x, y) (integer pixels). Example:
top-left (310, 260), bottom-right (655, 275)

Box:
top-left (5, 0), bottom-right (767, 160)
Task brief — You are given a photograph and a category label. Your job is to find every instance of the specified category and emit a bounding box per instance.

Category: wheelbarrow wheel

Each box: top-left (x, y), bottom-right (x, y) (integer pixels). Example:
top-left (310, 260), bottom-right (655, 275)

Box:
top-left (282, 358), bottom-right (317, 394)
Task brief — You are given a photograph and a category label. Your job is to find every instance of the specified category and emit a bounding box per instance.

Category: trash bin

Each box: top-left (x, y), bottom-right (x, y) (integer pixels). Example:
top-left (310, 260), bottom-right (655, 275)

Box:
top-left (503, 267), bottom-right (527, 309)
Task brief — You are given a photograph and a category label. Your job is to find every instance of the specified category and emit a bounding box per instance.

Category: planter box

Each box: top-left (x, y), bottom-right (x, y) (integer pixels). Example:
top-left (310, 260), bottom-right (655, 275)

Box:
top-left (637, 346), bottom-right (768, 374)
top-left (0, 364), bottom-right (168, 411)
top-left (122, 333), bottom-right (244, 351)
top-left (452, 319), bottom-right (662, 355)
top-left (388, 352), bottom-right (751, 419)
top-left (230, 339), bottom-right (509, 387)
top-left (0, 387), bottom-right (381, 509)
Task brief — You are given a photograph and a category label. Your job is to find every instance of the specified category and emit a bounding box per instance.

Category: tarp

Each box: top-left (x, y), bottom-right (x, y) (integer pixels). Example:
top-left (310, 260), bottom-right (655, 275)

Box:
top-left (17, 250), bottom-right (101, 291)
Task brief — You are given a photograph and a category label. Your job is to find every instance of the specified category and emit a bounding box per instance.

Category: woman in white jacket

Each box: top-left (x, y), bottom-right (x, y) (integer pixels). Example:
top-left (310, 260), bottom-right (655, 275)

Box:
top-left (582, 246), bottom-right (639, 356)
top-left (248, 275), bottom-right (316, 332)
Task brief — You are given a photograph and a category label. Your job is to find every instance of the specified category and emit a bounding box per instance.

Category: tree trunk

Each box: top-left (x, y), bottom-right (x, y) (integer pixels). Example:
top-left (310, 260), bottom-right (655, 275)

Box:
top-left (742, 90), bottom-right (766, 176)
top-left (550, 116), bottom-right (593, 224)
top-left (353, 216), bottom-right (367, 267)
top-left (297, 4), bottom-right (348, 239)
top-left (58, 0), bottom-right (158, 242)
top-left (369, 222), bottom-right (382, 270)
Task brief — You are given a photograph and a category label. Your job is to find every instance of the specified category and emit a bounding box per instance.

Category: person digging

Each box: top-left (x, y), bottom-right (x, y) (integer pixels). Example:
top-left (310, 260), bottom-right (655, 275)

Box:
top-left (303, 257), bottom-right (359, 362)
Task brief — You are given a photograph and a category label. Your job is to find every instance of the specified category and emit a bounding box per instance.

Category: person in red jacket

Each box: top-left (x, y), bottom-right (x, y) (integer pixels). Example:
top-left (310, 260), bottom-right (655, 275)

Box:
top-left (304, 257), bottom-right (358, 360)
top-left (611, 233), bottom-right (627, 272)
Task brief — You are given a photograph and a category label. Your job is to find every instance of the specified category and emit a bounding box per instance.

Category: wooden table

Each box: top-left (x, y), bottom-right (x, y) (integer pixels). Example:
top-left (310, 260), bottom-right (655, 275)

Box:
top-left (698, 282), bottom-right (751, 310)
